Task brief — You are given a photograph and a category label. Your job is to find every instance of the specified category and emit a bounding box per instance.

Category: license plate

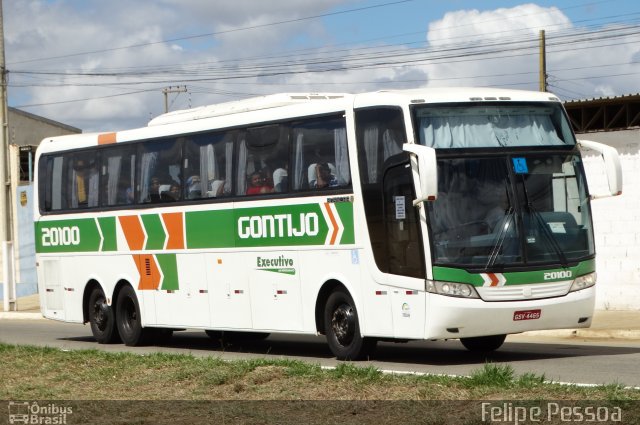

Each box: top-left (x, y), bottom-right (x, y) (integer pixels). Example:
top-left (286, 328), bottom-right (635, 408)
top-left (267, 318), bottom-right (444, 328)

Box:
top-left (513, 309), bottom-right (541, 321)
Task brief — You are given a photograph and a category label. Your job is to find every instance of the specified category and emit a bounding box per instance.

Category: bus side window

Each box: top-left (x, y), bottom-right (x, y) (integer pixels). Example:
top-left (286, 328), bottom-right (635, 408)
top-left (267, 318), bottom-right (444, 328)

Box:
top-left (68, 153), bottom-right (99, 209)
top-left (40, 155), bottom-right (66, 212)
top-left (184, 131), bottom-right (234, 200)
top-left (137, 139), bottom-right (181, 204)
top-left (291, 114), bottom-right (349, 191)
top-left (102, 146), bottom-right (136, 207)
top-left (238, 124), bottom-right (290, 196)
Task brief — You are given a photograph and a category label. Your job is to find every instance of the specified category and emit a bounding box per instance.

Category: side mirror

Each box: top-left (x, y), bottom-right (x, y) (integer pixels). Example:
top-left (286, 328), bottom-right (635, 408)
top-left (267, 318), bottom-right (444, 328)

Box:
top-left (578, 139), bottom-right (623, 199)
top-left (402, 143), bottom-right (438, 205)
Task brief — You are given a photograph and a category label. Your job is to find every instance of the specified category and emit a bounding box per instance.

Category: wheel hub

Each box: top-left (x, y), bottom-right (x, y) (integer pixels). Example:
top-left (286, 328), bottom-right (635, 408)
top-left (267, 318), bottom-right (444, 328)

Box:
top-left (331, 303), bottom-right (355, 346)
top-left (93, 300), bottom-right (109, 331)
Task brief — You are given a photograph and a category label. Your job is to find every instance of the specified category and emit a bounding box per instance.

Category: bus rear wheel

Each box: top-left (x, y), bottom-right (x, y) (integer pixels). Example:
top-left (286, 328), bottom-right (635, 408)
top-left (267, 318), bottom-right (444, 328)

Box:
top-left (460, 334), bottom-right (507, 352)
top-left (88, 286), bottom-right (119, 344)
top-left (324, 289), bottom-right (376, 360)
top-left (115, 285), bottom-right (154, 346)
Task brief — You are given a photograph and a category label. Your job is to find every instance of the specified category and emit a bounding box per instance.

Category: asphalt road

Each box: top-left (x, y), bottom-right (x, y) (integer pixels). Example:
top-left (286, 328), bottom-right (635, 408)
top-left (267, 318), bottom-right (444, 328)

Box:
top-left (2, 319), bottom-right (640, 387)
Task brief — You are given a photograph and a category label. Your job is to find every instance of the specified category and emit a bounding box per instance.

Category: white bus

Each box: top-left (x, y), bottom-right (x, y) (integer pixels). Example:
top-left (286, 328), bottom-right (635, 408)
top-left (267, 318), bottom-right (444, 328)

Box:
top-left (34, 88), bottom-right (622, 360)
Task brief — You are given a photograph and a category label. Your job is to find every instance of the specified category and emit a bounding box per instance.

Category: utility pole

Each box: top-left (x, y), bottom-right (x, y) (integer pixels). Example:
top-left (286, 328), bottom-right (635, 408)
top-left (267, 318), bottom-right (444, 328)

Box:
top-left (0, 0), bottom-right (14, 311)
top-left (162, 85), bottom-right (187, 113)
top-left (539, 30), bottom-right (547, 92)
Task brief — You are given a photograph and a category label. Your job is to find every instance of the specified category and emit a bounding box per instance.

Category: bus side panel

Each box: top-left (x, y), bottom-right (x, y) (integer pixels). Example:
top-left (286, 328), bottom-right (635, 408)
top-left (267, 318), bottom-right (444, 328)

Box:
top-left (37, 257), bottom-right (66, 321)
top-left (248, 250), bottom-right (303, 332)
top-left (390, 288), bottom-right (426, 339)
top-left (154, 253), bottom-right (211, 328)
top-left (299, 248), bottom-right (385, 336)
top-left (206, 252), bottom-right (253, 330)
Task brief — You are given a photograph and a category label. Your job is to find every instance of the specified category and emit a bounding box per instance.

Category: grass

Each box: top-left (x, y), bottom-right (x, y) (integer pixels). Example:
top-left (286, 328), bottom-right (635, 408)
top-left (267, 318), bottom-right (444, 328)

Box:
top-left (1, 343), bottom-right (639, 402)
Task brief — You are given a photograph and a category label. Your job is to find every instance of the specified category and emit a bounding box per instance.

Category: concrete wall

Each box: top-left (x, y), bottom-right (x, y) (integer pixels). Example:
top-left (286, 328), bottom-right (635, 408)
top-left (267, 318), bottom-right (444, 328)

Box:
top-left (0, 109), bottom-right (81, 302)
top-left (7, 107), bottom-right (80, 147)
top-left (579, 129), bottom-right (640, 310)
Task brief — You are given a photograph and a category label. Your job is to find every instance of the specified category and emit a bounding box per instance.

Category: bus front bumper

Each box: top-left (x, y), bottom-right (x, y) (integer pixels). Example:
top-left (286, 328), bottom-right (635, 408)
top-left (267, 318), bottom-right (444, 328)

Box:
top-left (425, 286), bottom-right (596, 340)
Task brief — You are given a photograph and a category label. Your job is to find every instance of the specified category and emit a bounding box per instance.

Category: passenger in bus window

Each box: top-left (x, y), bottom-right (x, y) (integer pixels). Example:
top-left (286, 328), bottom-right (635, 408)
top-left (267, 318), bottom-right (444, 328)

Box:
top-left (73, 161), bottom-right (88, 206)
top-left (147, 177), bottom-right (162, 203)
top-left (273, 164), bottom-right (288, 192)
top-left (186, 175), bottom-right (202, 199)
top-left (117, 177), bottom-right (134, 204)
top-left (208, 180), bottom-right (225, 197)
top-left (168, 183), bottom-right (181, 201)
top-left (246, 171), bottom-right (272, 195)
top-left (311, 162), bottom-right (338, 189)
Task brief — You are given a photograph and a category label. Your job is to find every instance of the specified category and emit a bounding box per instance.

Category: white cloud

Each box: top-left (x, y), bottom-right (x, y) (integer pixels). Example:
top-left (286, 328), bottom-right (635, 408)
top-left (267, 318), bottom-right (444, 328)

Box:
top-left (4, 2), bottom-right (640, 132)
top-left (423, 4), bottom-right (640, 99)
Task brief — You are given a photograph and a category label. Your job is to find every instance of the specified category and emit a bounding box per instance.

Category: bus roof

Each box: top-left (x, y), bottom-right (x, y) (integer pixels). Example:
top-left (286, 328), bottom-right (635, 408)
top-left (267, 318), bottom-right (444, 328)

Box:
top-left (36, 88), bottom-right (562, 155)
top-left (149, 88), bottom-right (561, 126)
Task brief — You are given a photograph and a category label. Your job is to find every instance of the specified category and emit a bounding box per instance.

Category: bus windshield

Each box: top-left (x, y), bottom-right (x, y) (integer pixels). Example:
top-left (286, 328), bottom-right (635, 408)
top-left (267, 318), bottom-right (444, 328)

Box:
top-left (426, 153), bottom-right (594, 269)
top-left (415, 102), bottom-right (576, 149)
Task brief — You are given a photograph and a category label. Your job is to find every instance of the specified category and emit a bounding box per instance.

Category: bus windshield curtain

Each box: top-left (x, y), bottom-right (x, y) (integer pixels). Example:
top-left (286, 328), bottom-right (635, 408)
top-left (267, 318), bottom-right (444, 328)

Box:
top-left (418, 114), bottom-right (566, 148)
top-left (334, 127), bottom-right (350, 185)
top-left (199, 143), bottom-right (216, 197)
top-left (139, 151), bottom-right (158, 202)
top-left (363, 127), bottom-right (402, 184)
top-left (363, 126), bottom-right (378, 184)
top-left (106, 156), bottom-right (122, 205)
top-left (224, 140), bottom-right (233, 195)
top-left (236, 137), bottom-right (248, 195)
top-left (293, 130), bottom-right (305, 190)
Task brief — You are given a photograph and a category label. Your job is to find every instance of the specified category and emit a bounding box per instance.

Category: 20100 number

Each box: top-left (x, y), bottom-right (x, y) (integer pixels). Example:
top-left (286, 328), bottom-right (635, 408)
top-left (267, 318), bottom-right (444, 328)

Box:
top-left (41, 226), bottom-right (80, 247)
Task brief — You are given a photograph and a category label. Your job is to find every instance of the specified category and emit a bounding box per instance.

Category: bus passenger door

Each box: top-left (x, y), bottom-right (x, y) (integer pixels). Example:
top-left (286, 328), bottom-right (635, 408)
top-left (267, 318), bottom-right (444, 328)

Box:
top-left (383, 162), bottom-right (427, 339)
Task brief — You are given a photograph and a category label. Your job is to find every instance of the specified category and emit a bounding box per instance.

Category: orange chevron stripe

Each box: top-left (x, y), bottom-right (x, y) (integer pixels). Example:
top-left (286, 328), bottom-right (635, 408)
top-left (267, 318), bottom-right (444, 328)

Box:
top-left (119, 215), bottom-right (145, 251)
top-left (135, 254), bottom-right (161, 290)
top-left (488, 273), bottom-right (500, 287)
top-left (323, 203), bottom-right (339, 245)
top-left (162, 212), bottom-right (184, 249)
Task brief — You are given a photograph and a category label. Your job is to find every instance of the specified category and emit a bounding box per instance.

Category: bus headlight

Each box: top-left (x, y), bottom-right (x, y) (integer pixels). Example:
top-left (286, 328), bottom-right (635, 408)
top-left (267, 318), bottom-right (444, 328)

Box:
top-left (570, 272), bottom-right (596, 292)
top-left (426, 280), bottom-right (479, 298)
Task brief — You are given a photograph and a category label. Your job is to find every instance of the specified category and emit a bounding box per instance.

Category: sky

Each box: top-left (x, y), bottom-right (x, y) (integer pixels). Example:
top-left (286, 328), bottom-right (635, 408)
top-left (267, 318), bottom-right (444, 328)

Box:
top-left (4, 0), bottom-right (640, 132)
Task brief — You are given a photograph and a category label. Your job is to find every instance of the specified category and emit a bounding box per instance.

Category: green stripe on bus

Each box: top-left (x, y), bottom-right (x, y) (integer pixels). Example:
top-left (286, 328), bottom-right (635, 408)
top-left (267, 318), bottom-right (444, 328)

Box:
top-left (35, 219), bottom-right (102, 253)
top-left (97, 217), bottom-right (117, 252)
top-left (185, 209), bottom-right (235, 249)
top-left (156, 254), bottom-right (179, 290)
top-left (432, 259), bottom-right (596, 286)
top-left (141, 214), bottom-right (165, 250)
top-left (35, 201), bottom-right (355, 253)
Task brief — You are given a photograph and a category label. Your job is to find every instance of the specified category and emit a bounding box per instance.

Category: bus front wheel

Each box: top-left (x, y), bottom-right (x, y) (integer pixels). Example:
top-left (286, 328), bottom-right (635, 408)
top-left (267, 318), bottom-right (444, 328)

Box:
top-left (88, 286), bottom-right (119, 344)
top-left (324, 289), bottom-right (376, 360)
top-left (460, 334), bottom-right (507, 352)
top-left (115, 285), bottom-right (153, 346)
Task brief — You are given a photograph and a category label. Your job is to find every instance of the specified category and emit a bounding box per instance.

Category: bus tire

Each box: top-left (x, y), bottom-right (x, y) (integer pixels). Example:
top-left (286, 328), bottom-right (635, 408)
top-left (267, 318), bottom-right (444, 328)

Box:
top-left (115, 285), bottom-right (153, 346)
top-left (324, 289), bottom-right (376, 360)
top-left (88, 286), bottom-right (119, 344)
top-left (460, 334), bottom-right (507, 352)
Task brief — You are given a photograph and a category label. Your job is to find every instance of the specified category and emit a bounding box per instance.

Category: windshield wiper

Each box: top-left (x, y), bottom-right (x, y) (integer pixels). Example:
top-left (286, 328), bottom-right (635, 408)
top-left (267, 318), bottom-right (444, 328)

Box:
top-left (519, 176), bottom-right (569, 268)
top-left (485, 206), bottom-right (515, 270)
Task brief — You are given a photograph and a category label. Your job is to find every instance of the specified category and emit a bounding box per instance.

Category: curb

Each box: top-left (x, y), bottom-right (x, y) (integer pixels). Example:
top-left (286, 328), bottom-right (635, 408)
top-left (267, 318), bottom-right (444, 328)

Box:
top-left (518, 329), bottom-right (640, 340)
top-left (0, 312), bottom-right (44, 320)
